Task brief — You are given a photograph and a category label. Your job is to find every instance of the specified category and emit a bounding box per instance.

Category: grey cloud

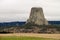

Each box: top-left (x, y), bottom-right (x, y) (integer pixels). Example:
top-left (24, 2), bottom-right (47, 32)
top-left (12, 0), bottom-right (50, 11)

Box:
top-left (0, 0), bottom-right (60, 22)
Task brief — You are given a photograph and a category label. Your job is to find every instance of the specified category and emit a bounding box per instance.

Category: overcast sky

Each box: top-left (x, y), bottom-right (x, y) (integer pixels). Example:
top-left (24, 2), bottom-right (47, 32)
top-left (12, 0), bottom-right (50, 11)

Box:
top-left (0, 0), bottom-right (60, 22)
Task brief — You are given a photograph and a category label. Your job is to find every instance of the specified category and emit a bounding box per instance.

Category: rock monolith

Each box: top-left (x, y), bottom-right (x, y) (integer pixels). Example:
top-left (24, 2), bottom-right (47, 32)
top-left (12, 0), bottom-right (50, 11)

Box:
top-left (26, 7), bottom-right (48, 25)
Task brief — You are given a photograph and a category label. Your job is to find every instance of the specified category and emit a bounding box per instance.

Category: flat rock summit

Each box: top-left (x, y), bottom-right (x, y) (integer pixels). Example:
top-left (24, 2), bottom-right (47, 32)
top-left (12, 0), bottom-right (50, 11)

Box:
top-left (27, 7), bottom-right (48, 25)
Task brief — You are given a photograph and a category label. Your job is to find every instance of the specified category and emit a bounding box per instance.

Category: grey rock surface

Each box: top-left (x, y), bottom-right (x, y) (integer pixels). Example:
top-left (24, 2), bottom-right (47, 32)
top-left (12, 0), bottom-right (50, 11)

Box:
top-left (27, 7), bottom-right (48, 25)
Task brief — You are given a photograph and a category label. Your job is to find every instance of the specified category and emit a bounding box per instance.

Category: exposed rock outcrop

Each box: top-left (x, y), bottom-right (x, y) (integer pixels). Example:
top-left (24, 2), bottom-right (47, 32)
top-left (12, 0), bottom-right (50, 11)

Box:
top-left (26, 7), bottom-right (48, 25)
top-left (0, 25), bottom-right (60, 34)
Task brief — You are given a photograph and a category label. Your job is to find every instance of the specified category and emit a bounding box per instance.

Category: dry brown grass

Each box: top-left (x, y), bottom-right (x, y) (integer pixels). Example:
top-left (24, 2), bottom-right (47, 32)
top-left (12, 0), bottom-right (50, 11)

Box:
top-left (0, 33), bottom-right (60, 39)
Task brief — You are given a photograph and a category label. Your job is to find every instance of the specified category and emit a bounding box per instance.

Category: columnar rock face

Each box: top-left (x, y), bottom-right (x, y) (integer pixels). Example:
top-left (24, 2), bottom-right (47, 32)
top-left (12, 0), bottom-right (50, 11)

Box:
top-left (27, 7), bottom-right (48, 25)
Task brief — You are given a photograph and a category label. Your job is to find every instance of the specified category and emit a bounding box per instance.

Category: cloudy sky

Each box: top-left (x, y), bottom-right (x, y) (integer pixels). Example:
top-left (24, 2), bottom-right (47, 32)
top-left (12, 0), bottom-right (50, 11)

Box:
top-left (0, 0), bottom-right (60, 22)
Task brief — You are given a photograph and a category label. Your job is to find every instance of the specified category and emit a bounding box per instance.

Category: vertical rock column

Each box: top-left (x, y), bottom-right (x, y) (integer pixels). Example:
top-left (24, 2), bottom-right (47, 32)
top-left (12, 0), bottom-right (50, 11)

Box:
top-left (26, 7), bottom-right (48, 25)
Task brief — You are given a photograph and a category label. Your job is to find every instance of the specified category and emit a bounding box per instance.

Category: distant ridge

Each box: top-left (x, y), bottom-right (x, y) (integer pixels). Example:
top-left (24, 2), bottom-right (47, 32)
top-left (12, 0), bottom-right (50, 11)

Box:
top-left (48, 21), bottom-right (60, 24)
top-left (0, 21), bottom-right (25, 27)
top-left (0, 21), bottom-right (60, 27)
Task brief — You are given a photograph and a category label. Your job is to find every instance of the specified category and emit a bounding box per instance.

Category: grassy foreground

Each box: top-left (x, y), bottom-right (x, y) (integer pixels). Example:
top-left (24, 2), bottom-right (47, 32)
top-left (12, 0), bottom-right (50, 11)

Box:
top-left (0, 36), bottom-right (59, 40)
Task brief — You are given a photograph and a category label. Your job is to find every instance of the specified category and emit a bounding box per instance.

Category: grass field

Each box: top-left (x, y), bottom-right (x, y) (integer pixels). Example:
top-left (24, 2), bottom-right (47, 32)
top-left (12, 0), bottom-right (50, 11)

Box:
top-left (0, 33), bottom-right (60, 40)
top-left (0, 36), bottom-right (58, 40)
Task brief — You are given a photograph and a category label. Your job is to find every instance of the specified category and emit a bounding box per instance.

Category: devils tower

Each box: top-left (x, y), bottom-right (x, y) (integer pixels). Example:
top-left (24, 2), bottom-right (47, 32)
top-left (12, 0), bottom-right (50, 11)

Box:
top-left (26, 7), bottom-right (48, 25)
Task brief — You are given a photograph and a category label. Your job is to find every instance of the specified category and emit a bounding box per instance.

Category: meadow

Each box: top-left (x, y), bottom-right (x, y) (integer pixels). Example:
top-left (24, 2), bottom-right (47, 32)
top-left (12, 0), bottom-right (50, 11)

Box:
top-left (0, 33), bottom-right (60, 40)
top-left (0, 36), bottom-right (58, 40)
